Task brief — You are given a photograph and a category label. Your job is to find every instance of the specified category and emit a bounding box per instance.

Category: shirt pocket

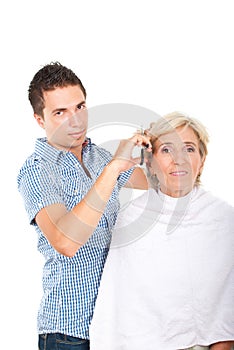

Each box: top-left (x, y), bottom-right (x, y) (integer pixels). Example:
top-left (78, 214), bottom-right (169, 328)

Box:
top-left (61, 176), bottom-right (89, 211)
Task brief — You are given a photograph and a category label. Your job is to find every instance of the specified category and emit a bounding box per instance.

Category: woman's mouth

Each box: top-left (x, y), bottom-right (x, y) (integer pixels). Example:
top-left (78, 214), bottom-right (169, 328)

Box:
top-left (170, 171), bottom-right (188, 176)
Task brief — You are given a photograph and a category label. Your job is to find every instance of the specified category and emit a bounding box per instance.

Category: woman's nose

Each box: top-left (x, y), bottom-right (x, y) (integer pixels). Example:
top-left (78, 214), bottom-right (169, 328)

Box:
top-left (172, 150), bottom-right (187, 164)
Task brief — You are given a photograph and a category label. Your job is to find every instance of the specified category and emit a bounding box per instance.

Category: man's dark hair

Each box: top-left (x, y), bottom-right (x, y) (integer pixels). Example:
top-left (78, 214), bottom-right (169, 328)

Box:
top-left (28, 62), bottom-right (87, 116)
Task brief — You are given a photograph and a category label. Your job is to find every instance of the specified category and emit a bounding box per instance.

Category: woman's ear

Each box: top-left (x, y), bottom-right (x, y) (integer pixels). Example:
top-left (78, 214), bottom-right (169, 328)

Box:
top-left (144, 152), bottom-right (152, 169)
top-left (145, 153), bottom-right (159, 189)
top-left (34, 113), bottom-right (45, 129)
top-left (199, 156), bottom-right (206, 175)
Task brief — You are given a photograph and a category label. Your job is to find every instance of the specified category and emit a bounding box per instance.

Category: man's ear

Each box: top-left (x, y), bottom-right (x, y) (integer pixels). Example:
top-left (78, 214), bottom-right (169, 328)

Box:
top-left (34, 113), bottom-right (45, 129)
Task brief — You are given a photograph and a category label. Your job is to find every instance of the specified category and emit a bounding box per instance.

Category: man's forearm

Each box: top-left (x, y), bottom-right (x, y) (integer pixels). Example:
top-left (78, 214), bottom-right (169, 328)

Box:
top-left (57, 160), bottom-right (123, 245)
top-left (210, 341), bottom-right (234, 350)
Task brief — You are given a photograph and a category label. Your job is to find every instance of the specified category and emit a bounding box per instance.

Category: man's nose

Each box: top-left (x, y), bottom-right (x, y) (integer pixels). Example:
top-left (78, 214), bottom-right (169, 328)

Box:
top-left (69, 112), bottom-right (81, 127)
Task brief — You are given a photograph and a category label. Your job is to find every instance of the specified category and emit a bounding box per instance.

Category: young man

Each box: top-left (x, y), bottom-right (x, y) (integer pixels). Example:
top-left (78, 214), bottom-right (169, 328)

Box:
top-left (17, 62), bottom-right (151, 350)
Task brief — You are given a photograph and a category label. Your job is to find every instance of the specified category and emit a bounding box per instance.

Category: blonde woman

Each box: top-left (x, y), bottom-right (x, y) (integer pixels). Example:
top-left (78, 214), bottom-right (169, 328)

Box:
top-left (90, 112), bottom-right (234, 350)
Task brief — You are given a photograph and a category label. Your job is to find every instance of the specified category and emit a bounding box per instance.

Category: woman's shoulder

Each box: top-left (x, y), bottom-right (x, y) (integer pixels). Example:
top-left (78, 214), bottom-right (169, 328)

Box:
top-left (194, 186), bottom-right (234, 216)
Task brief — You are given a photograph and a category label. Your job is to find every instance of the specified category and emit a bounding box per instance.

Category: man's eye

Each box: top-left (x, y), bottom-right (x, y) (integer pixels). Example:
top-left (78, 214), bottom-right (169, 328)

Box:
top-left (77, 104), bottom-right (86, 110)
top-left (55, 111), bottom-right (63, 116)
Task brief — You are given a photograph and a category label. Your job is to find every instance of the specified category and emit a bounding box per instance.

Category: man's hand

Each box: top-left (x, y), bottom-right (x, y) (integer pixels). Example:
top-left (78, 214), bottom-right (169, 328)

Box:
top-left (111, 133), bottom-right (152, 172)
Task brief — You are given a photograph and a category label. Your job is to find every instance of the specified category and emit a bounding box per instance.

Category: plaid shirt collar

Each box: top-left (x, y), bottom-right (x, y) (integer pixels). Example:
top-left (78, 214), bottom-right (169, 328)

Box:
top-left (34, 137), bottom-right (91, 164)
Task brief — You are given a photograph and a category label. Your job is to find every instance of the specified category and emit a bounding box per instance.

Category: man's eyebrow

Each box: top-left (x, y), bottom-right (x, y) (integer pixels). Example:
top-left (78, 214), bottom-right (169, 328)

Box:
top-left (52, 107), bottom-right (66, 114)
top-left (77, 100), bottom-right (86, 107)
top-left (51, 101), bottom-right (86, 114)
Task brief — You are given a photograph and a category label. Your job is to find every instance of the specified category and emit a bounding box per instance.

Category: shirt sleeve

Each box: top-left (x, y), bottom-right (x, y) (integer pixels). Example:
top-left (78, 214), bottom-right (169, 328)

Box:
top-left (17, 160), bottom-right (64, 225)
top-left (117, 167), bottom-right (134, 189)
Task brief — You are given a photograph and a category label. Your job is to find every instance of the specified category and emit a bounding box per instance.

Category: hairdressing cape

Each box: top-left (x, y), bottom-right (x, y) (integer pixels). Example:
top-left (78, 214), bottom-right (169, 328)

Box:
top-left (89, 187), bottom-right (234, 350)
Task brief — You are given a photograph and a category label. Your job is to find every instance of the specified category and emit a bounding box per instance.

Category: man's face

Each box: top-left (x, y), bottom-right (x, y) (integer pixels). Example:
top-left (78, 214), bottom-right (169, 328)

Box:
top-left (35, 85), bottom-right (88, 155)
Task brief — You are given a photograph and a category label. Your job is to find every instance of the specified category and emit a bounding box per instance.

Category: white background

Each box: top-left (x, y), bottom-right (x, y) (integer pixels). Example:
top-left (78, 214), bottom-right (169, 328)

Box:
top-left (1, 0), bottom-right (234, 348)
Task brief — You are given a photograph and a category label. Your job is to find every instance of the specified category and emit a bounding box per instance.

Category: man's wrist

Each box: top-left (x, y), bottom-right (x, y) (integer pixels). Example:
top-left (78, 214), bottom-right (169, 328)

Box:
top-left (106, 159), bottom-right (125, 176)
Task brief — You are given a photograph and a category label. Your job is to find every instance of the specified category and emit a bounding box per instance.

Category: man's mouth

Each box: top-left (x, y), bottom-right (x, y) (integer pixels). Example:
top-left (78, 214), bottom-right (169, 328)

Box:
top-left (68, 129), bottom-right (85, 138)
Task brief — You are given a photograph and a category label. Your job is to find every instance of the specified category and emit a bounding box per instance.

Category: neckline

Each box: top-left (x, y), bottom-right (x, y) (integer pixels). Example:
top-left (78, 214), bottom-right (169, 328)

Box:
top-left (157, 187), bottom-right (197, 201)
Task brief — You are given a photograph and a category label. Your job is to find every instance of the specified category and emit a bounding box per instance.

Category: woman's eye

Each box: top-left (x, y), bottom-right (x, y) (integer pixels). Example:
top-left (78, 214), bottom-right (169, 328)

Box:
top-left (186, 146), bottom-right (195, 153)
top-left (161, 147), bottom-right (171, 153)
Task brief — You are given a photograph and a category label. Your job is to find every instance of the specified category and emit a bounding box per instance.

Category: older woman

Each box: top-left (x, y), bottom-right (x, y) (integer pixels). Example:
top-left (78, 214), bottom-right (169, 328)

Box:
top-left (89, 112), bottom-right (234, 350)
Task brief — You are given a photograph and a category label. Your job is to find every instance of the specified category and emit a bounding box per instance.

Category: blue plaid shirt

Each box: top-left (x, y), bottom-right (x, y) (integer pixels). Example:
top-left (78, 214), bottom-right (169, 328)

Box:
top-left (17, 137), bottom-right (133, 339)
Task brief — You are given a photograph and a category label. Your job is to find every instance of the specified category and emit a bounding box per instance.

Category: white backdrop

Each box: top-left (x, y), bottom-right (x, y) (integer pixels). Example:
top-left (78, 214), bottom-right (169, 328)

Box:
top-left (1, 0), bottom-right (234, 348)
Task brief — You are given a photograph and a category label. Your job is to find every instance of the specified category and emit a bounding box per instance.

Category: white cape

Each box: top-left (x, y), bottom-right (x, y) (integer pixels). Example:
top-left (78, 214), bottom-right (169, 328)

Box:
top-left (90, 187), bottom-right (234, 350)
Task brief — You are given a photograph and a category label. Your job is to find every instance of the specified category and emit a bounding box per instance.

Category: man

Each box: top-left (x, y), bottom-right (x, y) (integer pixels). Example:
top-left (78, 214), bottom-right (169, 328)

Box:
top-left (17, 62), bottom-right (151, 350)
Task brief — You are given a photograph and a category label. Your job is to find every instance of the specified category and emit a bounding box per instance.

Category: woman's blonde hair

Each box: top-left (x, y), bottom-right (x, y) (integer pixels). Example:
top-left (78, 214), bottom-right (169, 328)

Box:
top-left (145, 111), bottom-right (209, 187)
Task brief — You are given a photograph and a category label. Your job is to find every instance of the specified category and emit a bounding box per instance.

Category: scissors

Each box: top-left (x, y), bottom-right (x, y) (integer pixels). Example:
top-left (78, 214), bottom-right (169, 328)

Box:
top-left (139, 126), bottom-right (151, 165)
top-left (140, 126), bottom-right (145, 166)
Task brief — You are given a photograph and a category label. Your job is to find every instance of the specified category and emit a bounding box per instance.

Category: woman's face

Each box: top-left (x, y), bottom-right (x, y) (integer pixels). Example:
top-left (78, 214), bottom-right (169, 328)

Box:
top-left (150, 126), bottom-right (205, 198)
